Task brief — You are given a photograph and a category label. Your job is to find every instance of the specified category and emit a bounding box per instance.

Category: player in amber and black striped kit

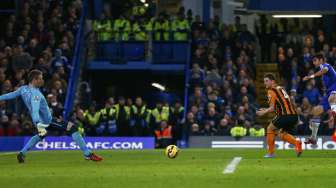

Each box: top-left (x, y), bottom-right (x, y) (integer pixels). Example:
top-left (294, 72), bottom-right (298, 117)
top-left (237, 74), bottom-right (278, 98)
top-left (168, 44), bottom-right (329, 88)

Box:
top-left (256, 73), bottom-right (302, 158)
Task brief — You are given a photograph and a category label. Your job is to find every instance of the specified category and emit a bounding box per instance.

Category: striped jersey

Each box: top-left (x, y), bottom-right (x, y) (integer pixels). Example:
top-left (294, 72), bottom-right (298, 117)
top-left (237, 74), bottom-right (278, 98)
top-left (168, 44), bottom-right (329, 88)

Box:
top-left (267, 86), bottom-right (297, 116)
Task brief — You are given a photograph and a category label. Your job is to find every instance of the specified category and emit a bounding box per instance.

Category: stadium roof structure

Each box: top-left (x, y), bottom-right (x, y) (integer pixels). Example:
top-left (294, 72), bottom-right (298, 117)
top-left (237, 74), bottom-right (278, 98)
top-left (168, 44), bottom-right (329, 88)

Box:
top-left (248, 0), bottom-right (336, 14)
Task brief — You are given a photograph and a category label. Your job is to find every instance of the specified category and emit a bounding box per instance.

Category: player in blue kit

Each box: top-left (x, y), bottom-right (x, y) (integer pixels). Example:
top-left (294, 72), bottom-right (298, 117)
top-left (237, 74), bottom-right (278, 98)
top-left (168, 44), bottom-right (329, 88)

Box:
top-left (303, 53), bottom-right (336, 144)
top-left (0, 70), bottom-right (103, 163)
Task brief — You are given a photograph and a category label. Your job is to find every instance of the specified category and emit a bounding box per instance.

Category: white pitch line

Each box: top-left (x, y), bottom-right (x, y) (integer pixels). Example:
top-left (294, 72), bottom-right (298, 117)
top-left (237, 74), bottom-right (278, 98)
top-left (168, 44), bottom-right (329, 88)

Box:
top-left (0, 152), bottom-right (17, 156)
top-left (0, 151), bottom-right (42, 156)
top-left (223, 157), bottom-right (242, 174)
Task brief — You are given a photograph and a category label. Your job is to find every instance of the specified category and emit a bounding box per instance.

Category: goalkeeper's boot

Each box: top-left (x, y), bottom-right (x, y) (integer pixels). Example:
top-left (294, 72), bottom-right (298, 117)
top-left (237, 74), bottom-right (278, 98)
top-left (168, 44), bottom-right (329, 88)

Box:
top-left (304, 137), bottom-right (317, 145)
top-left (295, 141), bottom-right (303, 157)
top-left (263, 153), bottom-right (275, 158)
top-left (17, 152), bottom-right (25, 163)
top-left (85, 153), bottom-right (103, 162)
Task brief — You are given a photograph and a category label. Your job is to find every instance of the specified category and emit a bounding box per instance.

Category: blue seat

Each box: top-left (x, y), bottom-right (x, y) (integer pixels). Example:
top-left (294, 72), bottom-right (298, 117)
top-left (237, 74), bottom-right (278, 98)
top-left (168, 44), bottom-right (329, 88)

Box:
top-left (96, 41), bottom-right (118, 60)
top-left (172, 42), bottom-right (189, 63)
top-left (96, 41), bottom-right (190, 64)
top-left (122, 42), bottom-right (145, 61)
top-left (152, 42), bottom-right (173, 63)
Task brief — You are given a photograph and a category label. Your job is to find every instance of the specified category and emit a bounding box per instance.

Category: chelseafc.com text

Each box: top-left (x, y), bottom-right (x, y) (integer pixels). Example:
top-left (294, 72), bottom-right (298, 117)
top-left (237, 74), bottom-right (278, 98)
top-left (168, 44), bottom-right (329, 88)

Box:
top-left (35, 141), bottom-right (144, 150)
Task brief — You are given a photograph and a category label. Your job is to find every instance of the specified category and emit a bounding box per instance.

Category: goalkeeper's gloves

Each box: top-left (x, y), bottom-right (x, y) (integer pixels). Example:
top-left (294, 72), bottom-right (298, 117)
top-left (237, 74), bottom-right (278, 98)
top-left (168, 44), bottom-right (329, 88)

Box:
top-left (37, 123), bottom-right (49, 137)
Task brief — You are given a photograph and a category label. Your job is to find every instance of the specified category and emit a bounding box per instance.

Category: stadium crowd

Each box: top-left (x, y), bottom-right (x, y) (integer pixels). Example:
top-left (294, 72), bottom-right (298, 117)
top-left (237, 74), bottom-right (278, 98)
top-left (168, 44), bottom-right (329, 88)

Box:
top-left (0, 0), bottom-right (334, 144)
top-left (187, 15), bottom-right (262, 138)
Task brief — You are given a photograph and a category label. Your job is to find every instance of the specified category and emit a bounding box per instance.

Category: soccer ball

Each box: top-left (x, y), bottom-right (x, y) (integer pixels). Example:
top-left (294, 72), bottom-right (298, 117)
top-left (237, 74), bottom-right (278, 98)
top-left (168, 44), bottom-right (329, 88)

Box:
top-left (165, 145), bottom-right (179, 159)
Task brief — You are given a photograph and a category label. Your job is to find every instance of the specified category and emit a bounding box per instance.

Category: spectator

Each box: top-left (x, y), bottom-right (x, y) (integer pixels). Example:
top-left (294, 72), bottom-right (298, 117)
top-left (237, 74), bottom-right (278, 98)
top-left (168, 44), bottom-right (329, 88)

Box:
top-left (185, 112), bottom-right (197, 137)
top-left (201, 120), bottom-right (217, 136)
top-left (50, 49), bottom-right (70, 72)
top-left (190, 105), bottom-right (204, 123)
top-left (189, 63), bottom-right (205, 88)
top-left (277, 53), bottom-right (291, 87)
top-left (302, 82), bottom-right (321, 105)
top-left (114, 97), bottom-right (131, 136)
top-left (11, 45), bottom-right (33, 71)
top-left (189, 86), bottom-right (206, 111)
top-left (7, 114), bottom-right (21, 136)
top-left (47, 94), bottom-right (64, 119)
top-left (217, 118), bottom-right (231, 135)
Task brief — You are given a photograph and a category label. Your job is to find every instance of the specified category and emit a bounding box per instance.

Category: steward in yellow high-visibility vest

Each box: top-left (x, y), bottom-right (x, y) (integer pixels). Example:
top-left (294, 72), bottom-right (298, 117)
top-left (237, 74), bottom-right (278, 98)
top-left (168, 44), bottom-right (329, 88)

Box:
top-left (131, 17), bottom-right (148, 41)
top-left (153, 13), bottom-right (170, 41)
top-left (151, 100), bottom-right (170, 128)
top-left (130, 97), bottom-right (151, 136)
top-left (98, 100), bottom-right (116, 135)
top-left (230, 120), bottom-right (247, 140)
top-left (92, 13), bottom-right (113, 41)
top-left (83, 103), bottom-right (101, 135)
top-left (170, 103), bottom-right (184, 123)
top-left (114, 15), bottom-right (131, 41)
top-left (249, 127), bottom-right (265, 137)
top-left (172, 13), bottom-right (190, 41)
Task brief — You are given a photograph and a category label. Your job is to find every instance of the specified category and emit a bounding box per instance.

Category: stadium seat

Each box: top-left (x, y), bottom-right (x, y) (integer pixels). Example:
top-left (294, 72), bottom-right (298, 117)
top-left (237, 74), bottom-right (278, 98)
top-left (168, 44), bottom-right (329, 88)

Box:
top-left (122, 42), bottom-right (146, 61)
top-left (172, 42), bottom-right (189, 63)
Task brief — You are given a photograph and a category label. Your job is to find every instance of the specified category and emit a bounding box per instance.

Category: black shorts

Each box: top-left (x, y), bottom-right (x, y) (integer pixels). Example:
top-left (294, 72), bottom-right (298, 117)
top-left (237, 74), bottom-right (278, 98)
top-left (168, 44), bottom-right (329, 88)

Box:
top-left (271, 115), bottom-right (298, 132)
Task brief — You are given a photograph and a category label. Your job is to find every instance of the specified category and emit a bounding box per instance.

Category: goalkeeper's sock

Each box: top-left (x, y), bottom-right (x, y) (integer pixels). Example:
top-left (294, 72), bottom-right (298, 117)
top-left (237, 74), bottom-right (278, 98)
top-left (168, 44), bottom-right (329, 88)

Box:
top-left (310, 118), bottom-right (320, 140)
top-left (71, 131), bottom-right (91, 156)
top-left (280, 133), bottom-right (297, 145)
top-left (20, 135), bottom-right (42, 155)
top-left (266, 130), bottom-right (276, 154)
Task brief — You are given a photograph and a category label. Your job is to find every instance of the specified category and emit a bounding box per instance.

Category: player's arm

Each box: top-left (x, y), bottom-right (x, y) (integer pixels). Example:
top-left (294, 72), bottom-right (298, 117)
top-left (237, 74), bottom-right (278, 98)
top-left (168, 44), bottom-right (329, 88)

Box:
top-left (256, 90), bottom-right (276, 116)
top-left (303, 66), bottom-right (328, 81)
top-left (0, 88), bottom-right (21, 101)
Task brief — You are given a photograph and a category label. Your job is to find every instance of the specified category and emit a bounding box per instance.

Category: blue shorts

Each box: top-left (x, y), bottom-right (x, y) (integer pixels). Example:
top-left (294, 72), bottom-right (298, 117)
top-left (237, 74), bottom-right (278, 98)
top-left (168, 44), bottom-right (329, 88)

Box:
top-left (320, 85), bottom-right (336, 111)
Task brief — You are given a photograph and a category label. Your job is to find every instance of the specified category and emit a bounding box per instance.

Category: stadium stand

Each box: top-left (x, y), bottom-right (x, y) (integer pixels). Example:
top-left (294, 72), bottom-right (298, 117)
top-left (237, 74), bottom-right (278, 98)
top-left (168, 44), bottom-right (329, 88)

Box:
top-left (0, 0), bottom-right (334, 146)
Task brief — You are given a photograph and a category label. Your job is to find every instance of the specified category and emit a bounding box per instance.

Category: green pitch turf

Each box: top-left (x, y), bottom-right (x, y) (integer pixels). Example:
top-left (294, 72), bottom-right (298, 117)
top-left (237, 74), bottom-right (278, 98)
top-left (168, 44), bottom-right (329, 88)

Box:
top-left (0, 149), bottom-right (336, 188)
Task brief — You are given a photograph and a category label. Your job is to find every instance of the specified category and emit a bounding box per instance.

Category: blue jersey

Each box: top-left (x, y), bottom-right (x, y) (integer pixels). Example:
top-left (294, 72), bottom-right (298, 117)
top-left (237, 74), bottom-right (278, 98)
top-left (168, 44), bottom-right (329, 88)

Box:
top-left (0, 85), bottom-right (52, 125)
top-left (319, 63), bottom-right (336, 92)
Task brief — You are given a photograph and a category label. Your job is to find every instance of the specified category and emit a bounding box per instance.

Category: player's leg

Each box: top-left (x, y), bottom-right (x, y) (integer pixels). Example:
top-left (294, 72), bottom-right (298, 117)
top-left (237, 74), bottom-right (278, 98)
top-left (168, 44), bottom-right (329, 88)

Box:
top-left (264, 121), bottom-right (278, 158)
top-left (51, 121), bottom-right (103, 161)
top-left (276, 116), bottom-right (302, 157)
top-left (328, 92), bottom-right (336, 115)
top-left (17, 124), bottom-right (49, 163)
top-left (305, 105), bottom-right (324, 145)
top-left (41, 102), bottom-right (101, 160)
top-left (328, 92), bottom-right (336, 142)
top-left (278, 130), bottom-right (302, 157)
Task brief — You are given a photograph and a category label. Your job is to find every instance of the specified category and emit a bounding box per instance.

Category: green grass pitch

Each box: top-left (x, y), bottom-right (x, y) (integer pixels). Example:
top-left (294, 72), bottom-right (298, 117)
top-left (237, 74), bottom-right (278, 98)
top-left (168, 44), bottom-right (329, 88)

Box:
top-left (0, 149), bottom-right (336, 188)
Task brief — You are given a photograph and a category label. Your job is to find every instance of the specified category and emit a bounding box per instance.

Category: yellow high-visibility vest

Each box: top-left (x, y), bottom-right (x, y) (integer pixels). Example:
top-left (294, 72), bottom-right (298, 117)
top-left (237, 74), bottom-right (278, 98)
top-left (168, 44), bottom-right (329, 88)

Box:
top-left (151, 106), bottom-right (170, 123)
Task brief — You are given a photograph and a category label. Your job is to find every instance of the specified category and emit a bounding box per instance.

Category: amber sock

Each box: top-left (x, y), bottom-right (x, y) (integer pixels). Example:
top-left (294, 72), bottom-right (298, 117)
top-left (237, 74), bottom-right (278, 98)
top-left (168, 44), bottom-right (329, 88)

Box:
top-left (267, 131), bottom-right (276, 154)
top-left (280, 133), bottom-right (297, 145)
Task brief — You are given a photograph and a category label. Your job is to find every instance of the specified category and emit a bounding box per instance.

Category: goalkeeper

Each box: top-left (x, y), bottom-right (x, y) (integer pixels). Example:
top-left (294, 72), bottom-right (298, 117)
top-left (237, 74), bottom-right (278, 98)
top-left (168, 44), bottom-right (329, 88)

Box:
top-left (0, 70), bottom-right (103, 163)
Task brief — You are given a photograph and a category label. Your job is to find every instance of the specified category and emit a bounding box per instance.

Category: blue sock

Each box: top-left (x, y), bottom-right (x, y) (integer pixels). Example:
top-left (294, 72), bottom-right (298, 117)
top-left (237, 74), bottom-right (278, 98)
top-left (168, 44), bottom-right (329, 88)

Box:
top-left (20, 135), bottom-right (42, 155)
top-left (71, 131), bottom-right (91, 156)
